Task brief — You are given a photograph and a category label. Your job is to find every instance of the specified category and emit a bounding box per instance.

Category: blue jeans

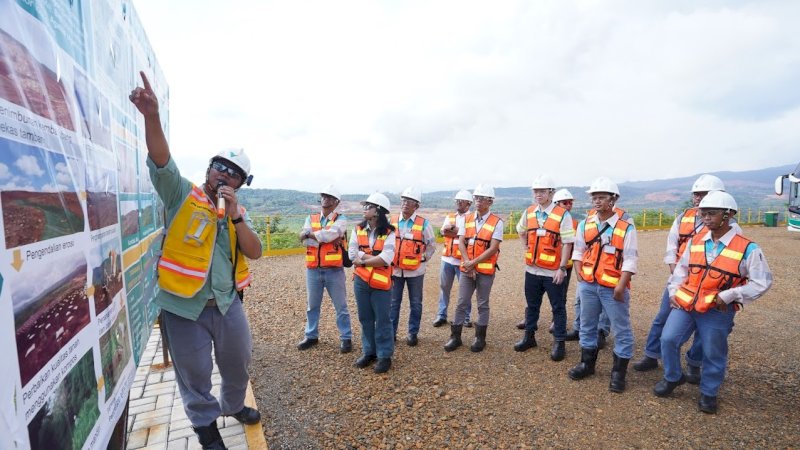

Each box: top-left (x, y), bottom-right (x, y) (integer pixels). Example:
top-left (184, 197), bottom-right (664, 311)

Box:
top-left (572, 289), bottom-right (610, 334)
top-left (437, 261), bottom-right (471, 321)
top-left (524, 272), bottom-right (567, 340)
top-left (661, 307), bottom-right (736, 396)
top-left (578, 281), bottom-right (634, 359)
top-left (354, 277), bottom-right (394, 359)
top-left (304, 268), bottom-right (352, 340)
top-left (391, 275), bottom-right (424, 336)
top-left (643, 286), bottom-right (702, 366)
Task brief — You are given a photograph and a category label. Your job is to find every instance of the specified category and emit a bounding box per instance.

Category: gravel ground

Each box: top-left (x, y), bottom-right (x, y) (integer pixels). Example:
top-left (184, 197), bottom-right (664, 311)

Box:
top-left (244, 226), bottom-right (800, 449)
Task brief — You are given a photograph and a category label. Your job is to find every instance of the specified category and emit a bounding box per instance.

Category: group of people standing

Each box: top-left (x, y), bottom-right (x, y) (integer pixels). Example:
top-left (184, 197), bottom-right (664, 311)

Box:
top-left (298, 174), bottom-right (774, 416)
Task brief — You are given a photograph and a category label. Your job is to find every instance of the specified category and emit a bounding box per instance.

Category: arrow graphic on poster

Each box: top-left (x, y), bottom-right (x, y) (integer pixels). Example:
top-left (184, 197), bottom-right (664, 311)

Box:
top-left (11, 249), bottom-right (23, 271)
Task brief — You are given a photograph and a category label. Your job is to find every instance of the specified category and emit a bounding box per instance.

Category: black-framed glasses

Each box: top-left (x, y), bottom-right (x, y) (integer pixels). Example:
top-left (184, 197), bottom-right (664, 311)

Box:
top-left (362, 203), bottom-right (376, 211)
top-left (211, 160), bottom-right (243, 181)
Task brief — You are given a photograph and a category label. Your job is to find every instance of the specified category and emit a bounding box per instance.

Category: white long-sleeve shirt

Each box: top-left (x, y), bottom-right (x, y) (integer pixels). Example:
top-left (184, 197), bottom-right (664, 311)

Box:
top-left (667, 228), bottom-right (772, 306)
top-left (348, 225), bottom-right (396, 266)
top-left (664, 208), bottom-right (743, 264)
top-left (572, 212), bottom-right (638, 274)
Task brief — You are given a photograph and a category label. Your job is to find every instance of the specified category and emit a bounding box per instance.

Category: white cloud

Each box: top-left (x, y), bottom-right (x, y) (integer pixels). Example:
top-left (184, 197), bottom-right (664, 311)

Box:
top-left (0, 163), bottom-right (10, 179)
top-left (14, 155), bottom-right (45, 177)
top-left (133, 0), bottom-right (800, 194)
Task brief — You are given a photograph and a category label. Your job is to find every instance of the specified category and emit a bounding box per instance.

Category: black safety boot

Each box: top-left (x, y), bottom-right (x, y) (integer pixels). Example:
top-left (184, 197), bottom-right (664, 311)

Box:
top-left (564, 329), bottom-right (579, 341)
top-left (609, 353), bottom-right (630, 393)
top-left (550, 341), bottom-right (566, 361)
top-left (373, 358), bottom-right (392, 374)
top-left (684, 364), bottom-right (701, 385)
top-left (340, 339), bottom-right (353, 354)
top-left (406, 333), bottom-right (418, 347)
top-left (470, 325), bottom-right (487, 352)
top-left (653, 374), bottom-right (686, 397)
top-left (597, 330), bottom-right (607, 350)
top-left (513, 330), bottom-right (537, 352)
top-left (193, 421), bottom-right (227, 450)
top-left (633, 355), bottom-right (659, 372)
top-left (444, 324), bottom-right (463, 352)
top-left (568, 347), bottom-right (598, 380)
top-left (354, 354), bottom-right (377, 368)
top-left (698, 394), bottom-right (718, 414)
top-left (297, 337), bottom-right (319, 350)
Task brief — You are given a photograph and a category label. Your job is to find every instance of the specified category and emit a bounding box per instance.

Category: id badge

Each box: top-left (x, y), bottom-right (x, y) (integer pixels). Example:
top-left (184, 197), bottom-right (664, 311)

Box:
top-left (468, 238), bottom-right (476, 245)
top-left (536, 229), bottom-right (546, 237)
top-left (602, 245), bottom-right (616, 254)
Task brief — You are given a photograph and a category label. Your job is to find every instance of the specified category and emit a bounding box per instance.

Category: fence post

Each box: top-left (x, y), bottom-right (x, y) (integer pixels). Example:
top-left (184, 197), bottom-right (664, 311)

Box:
top-left (642, 210), bottom-right (647, 228)
top-left (508, 211), bottom-right (515, 235)
top-left (658, 209), bottom-right (663, 227)
top-left (747, 208), bottom-right (752, 224)
top-left (265, 216), bottom-right (272, 253)
top-left (757, 209), bottom-right (762, 223)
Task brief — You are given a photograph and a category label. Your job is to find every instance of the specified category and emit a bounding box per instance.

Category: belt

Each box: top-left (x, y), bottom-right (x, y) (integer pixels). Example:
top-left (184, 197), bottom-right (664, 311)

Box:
top-left (206, 298), bottom-right (217, 307)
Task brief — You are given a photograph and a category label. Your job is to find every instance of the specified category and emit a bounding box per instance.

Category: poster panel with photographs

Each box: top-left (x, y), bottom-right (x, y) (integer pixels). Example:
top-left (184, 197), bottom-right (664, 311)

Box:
top-left (0, 0), bottom-right (168, 448)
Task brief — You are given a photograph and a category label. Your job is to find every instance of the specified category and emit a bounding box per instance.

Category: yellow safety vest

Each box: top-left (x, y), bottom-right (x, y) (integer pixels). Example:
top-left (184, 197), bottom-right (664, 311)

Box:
top-left (158, 184), bottom-right (252, 298)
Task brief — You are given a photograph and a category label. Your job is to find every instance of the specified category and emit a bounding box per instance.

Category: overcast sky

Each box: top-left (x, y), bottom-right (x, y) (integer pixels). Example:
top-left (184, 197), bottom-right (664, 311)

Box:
top-left (132, 0), bottom-right (800, 195)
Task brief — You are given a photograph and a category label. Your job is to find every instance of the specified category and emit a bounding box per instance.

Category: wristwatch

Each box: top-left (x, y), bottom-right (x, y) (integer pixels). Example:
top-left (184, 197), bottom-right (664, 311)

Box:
top-left (559, 266), bottom-right (567, 273)
top-left (231, 216), bottom-right (244, 225)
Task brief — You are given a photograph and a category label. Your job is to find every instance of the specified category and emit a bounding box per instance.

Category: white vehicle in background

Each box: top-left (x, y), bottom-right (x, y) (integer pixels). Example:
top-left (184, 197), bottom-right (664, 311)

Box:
top-left (774, 162), bottom-right (800, 232)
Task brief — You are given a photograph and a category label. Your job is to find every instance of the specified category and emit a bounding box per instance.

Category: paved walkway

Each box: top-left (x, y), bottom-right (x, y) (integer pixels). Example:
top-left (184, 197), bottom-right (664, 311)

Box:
top-left (125, 325), bottom-right (267, 449)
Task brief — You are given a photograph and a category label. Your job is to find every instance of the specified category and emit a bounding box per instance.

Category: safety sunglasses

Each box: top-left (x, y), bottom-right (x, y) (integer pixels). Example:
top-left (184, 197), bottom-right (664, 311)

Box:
top-left (210, 160), bottom-right (243, 181)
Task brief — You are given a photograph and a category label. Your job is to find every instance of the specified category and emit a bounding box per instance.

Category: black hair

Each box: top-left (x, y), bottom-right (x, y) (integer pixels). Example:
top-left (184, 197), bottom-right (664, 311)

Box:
top-left (359, 206), bottom-right (395, 236)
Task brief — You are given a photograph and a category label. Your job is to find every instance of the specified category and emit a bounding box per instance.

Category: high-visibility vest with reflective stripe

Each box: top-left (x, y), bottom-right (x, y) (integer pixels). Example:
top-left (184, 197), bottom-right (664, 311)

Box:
top-left (524, 205), bottom-right (567, 269)
top-left (461, 212), bottom-right (501, 275)
top-left (565, 218), bottom-right (578, 269)
top-left (676, 208), bottom-right (704, 261)
top-left (305, 213), bottom-right (344, 268)
top-left (674, 234), bottom-right (750, 313)
top-left (354, 226), bottom-right (392, 290)
top-left (158, 184), bottom-right (251, 298)
top-left (579, 219), bottom-right (630, 288)
top-left (392, 215), bottom-right (427, 270)
top-left (442, 213), bottom-right (462, 260)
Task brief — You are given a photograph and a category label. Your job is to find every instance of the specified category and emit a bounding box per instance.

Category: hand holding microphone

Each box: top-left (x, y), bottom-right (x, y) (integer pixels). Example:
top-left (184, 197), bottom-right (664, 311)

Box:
top-left (217, 180), bottom-right (227, 219)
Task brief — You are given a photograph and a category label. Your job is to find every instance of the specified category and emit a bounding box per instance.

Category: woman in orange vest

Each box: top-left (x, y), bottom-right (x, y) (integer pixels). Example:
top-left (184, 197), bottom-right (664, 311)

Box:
top-left (654, 191), bottom-right (772, 414)
top-left (444, 184), bottom-right (503, 353)
top-left (349, 193), bottom-right (397, 373)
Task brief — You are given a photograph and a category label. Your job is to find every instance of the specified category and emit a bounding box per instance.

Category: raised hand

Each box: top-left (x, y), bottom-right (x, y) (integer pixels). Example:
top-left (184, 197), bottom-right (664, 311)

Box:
top-left (129, 71), bottom-right (159, 117)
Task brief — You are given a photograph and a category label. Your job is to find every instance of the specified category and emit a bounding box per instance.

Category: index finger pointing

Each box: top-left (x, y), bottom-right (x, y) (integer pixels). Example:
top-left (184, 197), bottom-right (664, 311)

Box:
top-left (139, 70), bottom-right (153, 91)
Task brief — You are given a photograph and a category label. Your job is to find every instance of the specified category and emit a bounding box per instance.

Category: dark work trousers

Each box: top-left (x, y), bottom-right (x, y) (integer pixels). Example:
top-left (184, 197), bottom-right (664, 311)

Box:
top-left (524, 272), bottom-right (567, 341)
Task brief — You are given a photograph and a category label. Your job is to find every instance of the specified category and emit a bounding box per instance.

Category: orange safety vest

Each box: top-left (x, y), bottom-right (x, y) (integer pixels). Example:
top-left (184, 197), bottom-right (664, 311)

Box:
top-left (442, 213), bottom-right (462, 259)
top-left (158, 184), bottom-right (251, 298)
top-left (461, 212), bottom-right (501, 275)
top-left (305, 213), bottom-right (344, 269)
top-left (674, 234), bottom-right (751, 313)
top-left (566, 218), bottom-right (578, 269)
top-left (392, 215), bottom-right (427, 270)
top-left (676, 208), bottom-right (703, 260)
top-left (579, 218), bottom-right (630, 288)
top-left (354, 226), bottom-right (392, 290)
top-left (524, 205), bottom-right (567, 269)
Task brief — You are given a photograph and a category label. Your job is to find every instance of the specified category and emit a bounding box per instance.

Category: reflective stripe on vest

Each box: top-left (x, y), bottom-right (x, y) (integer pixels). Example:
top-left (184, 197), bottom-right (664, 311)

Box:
top-left (524, 205), bottom-right (566, 269)
top-left (676, 208), bottom-right (705, 260)
top-left (461, 212), bottom-right (500, 275)
top-left (158, 184), bottom-right (251, 297)
top-left (305, 213), bottom-right (344, 268)
top-left (354, 226), bottom-right (392, 290)
top-left (578, 219), bottom-right (629, 288)
top-left (442, 213), bottom-right (462, 259)
top-left (674, 234), bottom-right (750, 313)
top-left (392, 215), bottom-right (427, 270)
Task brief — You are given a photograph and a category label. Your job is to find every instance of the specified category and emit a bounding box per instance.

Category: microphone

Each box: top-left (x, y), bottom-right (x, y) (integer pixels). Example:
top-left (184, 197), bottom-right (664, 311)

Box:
top-left (217, 180), bottom-right (226, 219)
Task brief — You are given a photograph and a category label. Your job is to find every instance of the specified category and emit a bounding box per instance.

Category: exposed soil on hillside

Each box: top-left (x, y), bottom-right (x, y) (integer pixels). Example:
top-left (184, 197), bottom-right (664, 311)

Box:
top-left (245, 227), bottom-right (800, 449)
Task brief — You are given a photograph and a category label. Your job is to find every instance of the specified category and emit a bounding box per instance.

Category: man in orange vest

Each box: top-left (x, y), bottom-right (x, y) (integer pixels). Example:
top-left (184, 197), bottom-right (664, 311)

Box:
top-left (568, 177), bottom-right (637, 394)
top-left (434, 190), bottom-right (474, 328)
top-left (391, 187), bottom-right (437, 346)
top-left (131, 72), bottom-right (263, 450)
top-left (513, 176), bottom-right (575, 361)
top-left (633, 175), bottom-right (740, 382)
top-left (297, 185), bottom-right (353, 353)
top-left (444, 184), bottom-right (503, 353)
top-left (653, 191), bottom-right (772, 414)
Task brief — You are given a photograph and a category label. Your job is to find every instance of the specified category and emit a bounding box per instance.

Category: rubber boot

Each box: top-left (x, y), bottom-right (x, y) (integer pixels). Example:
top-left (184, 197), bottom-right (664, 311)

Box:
top-left (193, 421), bottom-right (227, 450)
top-left (470, 325), bottom-right (487, 352)
top-left (550, 341), bottom-right (566, 361)
top-left (609, 353), bottom-right (630, 393)
top-left (568, 347), bottom-right (598, 380)
top-left (444, 324), bottom-right (463, 352)
top-left (513, 330), bottom-right (537, 352)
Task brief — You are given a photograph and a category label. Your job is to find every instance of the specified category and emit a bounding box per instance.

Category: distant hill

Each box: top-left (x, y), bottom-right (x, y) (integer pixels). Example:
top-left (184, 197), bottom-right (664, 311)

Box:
top-left (239, 164), bottom-right (794, 215)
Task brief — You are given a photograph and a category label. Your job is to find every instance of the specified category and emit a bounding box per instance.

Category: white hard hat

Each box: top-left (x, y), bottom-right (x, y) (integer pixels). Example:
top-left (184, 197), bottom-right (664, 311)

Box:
top-left (362, 192), bottom-right (391, 211)
top-left (473, 184), bottom-right (495, 198)
top-left (455, 189), bottom-right (473, 201)
top-left (320, 184), bottom-right (341, 200)
top-left (212, 148), bottom-right (252, 184)
top-left (692, 174), bottom-right (725, 193)
top-left (400, 186), bottom-right (422, 203)
top-left (530, 175), bottom-right (556, 190)
top-left (586, 176), bottom-right (620, 196)
top-left (553, 188), bottom-right (574, 202)
top-left (699, 190), bottom-right (737, 213)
